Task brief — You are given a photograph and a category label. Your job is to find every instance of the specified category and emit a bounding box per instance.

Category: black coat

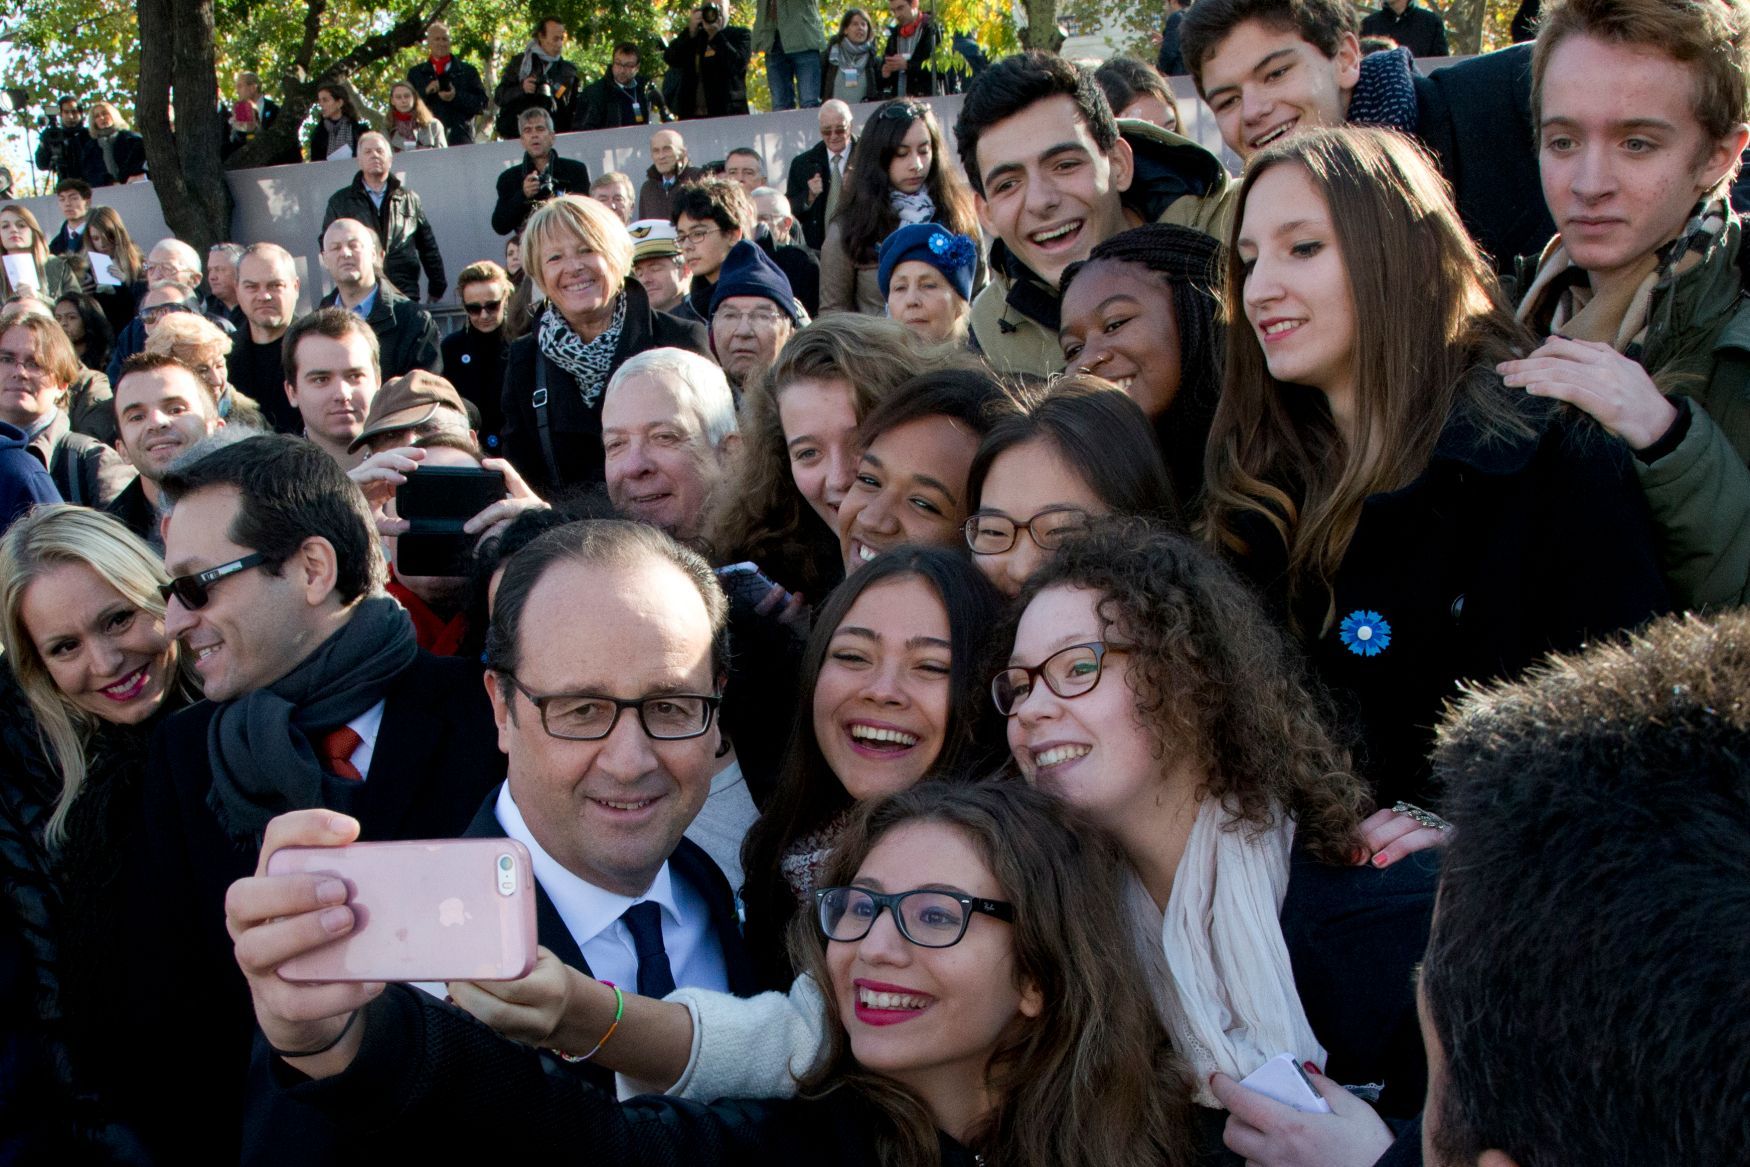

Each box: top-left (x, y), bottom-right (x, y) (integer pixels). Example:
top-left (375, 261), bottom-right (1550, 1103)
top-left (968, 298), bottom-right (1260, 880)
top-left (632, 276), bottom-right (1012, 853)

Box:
top-left (78, 130), bottom-right (146, 186)
top-left (761, 236), bottom-right (820, 319)
top-left (241, 787), bottom-right (763, 1166)
top-left (317, 281), bottom-right (443, 379)
top-left (492, 150), bottom-right (594, 236)
top-left (1412, 44), bottom-right (1555, 270)
top-left (1361, 1), bottom-right (1450, 57)
top-left (663, 26), bottom-right (752, 119)
top-left (114, 651), bottom-right (506, 1164)
top-left (441, 325), bottom-right (508, 449)
top-left (228, 332), bottom-right (302, 432)
top-left (499, 280), bottom-right (709, 498)
top-left (322, 172), bottom-right (447, 301)
top-left (306, 118), bottom-right (373, 163)
top-left (1234, 401), bottom-right (1669, 804)
top-left (783, 137), bottom-right (855, 252)
top-left (47, 219), bottom-right (84, 255)
top-left (495, 53), bottom-right (584, 137)
top-left (576, 71), bottom-right (671, 130)
top-left (407, 56), bottom-right (488, 145)
top-left (34, 124), bottom-right (92, 181)
top-left (261, 983), bottom-right (979, 1165)
top-left (879, 16), bottom-right (944, 98)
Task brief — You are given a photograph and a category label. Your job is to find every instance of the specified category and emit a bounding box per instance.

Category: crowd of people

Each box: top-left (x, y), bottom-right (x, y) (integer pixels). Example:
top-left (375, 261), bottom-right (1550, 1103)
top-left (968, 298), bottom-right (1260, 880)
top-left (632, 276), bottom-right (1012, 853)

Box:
top-left (4, 0), bottom-right (1750, 1164)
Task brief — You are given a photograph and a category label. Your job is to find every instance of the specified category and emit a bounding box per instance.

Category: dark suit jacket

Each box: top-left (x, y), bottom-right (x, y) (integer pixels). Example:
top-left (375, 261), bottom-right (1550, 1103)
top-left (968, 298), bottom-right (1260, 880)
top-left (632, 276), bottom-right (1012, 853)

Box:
top-left (240, 786), bottom-right (764, 1166)
top-left (317, 281), bottom-right (443, 379)
top-left (48, 220), bottom-right (84, 255)
top-left (784, 136), bottom-right (856, 251)
top-left (117, 651), bottom-right (505, 1164)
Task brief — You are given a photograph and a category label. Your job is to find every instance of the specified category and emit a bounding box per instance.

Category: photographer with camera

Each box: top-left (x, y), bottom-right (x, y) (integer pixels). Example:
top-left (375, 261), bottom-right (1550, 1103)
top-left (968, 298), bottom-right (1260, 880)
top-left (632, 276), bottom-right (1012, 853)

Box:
top-left (663, 3), bottom-right (752, 119)
top-left (494, 17), bottom-right (582, 138)
top-left (491, 108), bottom-right (592, 237)
top-left (34, 98), bottom-right (93, 184)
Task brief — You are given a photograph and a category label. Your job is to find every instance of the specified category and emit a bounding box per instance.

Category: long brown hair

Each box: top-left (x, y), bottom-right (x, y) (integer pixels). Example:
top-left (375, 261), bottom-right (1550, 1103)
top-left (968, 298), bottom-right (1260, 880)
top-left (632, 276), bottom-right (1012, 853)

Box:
top-left (83, 205), bottom-right (144, 283)
top-left (1014, 518), bottom-right (1371, 863)
top-left (792, 781), bottom-right (1197, 1167)
top-left (701, 314), bottom-right (961, 592)
top-left (832, 101), bottom-right (979, 265)
top-left (1202, 127), bottom-right (1537, 633)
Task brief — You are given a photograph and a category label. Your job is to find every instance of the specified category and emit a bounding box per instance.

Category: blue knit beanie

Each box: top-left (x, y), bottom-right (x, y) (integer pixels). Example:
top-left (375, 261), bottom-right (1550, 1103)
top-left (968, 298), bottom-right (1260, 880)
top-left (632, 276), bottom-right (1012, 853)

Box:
top-left (877, 223), bottom-right (977, 302)
top-left (709, 241), bottom-right (799, 322)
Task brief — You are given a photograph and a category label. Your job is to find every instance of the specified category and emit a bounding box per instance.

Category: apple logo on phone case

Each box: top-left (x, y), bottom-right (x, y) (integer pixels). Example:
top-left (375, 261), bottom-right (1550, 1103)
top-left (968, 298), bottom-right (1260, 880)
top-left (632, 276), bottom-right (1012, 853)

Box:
top-left (438, 897), bottom-right (469, 927)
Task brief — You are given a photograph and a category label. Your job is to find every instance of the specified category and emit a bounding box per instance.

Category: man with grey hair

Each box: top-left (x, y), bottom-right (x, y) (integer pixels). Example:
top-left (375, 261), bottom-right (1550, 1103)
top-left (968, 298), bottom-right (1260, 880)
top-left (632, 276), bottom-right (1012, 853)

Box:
top-left (786, 98), bottom-right (855, 249)
top-left (600, 347), bottom-right (739, 542)
top-left (589, 170), bottom-right (637, 225)
top-left (107, 237), bottom-right (235, 382)
top-left (316, 217), bottom-right (442, 379)
top-left (204, 242), bottom-right (245, 319)
top-left (491, 106), bottom-right (592, 235)
top-left (321, 131), bottom-right (447, 302)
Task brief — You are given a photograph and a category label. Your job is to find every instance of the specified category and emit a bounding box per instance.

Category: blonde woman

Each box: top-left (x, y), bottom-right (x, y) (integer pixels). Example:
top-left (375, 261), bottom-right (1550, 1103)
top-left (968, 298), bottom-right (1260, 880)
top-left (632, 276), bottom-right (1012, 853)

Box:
top-left (143, 311), bottom-right (270, 430)
top-left (0, 505), bottom-right (197, 1149)
top-left (85, 100), bottom-right (148, 184)
top-left (499, 195), bottom-right (709, 495)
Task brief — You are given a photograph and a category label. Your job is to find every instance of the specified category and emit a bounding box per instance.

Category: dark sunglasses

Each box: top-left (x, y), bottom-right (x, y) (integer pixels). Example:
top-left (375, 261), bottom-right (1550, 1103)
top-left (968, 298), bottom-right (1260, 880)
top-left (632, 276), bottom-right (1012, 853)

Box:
top-left (159, 552), bottom-right (272, 610)
top-left (877, 101), bottom-right (927, 122)
top-left (464, 299), bottom-right (504, 315)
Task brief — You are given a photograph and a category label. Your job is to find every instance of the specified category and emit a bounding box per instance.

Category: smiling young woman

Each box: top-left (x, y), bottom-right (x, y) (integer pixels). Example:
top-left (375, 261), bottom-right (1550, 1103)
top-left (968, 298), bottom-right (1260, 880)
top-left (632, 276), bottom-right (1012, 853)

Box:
top-left (1203, 127), bottom-right (1669, 803)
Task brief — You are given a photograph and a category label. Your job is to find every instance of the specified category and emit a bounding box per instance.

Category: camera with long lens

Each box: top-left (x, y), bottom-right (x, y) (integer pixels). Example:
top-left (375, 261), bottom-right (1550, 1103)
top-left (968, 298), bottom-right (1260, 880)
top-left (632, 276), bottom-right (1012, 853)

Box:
top-left (535, 168), bottom-right (557, 200)
top-left (701, 4), bottom-right (722, 24)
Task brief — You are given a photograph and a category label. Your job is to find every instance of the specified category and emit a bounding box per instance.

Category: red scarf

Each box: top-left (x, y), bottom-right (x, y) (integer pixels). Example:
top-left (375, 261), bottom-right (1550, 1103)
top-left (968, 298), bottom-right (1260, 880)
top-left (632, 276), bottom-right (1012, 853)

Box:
top-left (387, 577), bottom-right (470, 657)
top-left (897, 13), bottom-right (926, 37)
top-left (429, 54), bottom-right (452, 75)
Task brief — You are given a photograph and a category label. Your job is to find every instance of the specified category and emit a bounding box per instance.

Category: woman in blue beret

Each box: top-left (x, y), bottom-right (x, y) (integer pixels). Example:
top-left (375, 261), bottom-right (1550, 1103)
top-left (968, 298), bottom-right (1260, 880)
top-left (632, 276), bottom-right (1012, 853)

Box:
top-left (877, 221), bottom-right (977, 346)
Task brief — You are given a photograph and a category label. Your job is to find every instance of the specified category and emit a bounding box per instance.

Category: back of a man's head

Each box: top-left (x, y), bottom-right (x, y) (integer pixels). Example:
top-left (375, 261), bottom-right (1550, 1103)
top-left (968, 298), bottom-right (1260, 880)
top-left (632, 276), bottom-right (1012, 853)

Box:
top-left (161, 433), bottom-right (385, 605)
top-left (1180, 0), bottom-right (1358, 87)
top-left (955, 51), bottom-right (1118, 196)
top-left (1422, 610), bottom-right (1750, 1167)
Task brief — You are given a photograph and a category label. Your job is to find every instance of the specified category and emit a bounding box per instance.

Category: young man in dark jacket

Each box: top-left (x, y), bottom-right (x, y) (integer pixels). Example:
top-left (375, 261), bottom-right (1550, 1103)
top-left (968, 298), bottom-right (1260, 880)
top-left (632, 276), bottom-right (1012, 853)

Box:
top-left (320, 133), bottom-right (446, 302)
top-left (1182, 0), bottom-right (1553, 269)
top-left (663, 5), bottom-right (752, 118)
top-left (492, 109), bottom-right (593, 237)
top-left (407, 21), bottom-right (488, 144)
top-left (577, 42), bottom-right (672, 129)
top-left (879, 0), bottom-right (945, 97)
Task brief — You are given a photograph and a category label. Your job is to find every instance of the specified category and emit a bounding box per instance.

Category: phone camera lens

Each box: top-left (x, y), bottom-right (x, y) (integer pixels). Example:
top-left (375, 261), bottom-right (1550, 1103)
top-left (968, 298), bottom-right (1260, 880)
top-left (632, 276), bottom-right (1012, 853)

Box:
top-left (498, 855), bottom-right (514, 870)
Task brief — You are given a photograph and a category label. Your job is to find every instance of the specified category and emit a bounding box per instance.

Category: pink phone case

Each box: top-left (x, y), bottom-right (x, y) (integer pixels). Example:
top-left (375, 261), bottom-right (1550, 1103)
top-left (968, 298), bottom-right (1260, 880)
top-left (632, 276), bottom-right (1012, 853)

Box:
top-left (266, 838), bottom-right (539, 983)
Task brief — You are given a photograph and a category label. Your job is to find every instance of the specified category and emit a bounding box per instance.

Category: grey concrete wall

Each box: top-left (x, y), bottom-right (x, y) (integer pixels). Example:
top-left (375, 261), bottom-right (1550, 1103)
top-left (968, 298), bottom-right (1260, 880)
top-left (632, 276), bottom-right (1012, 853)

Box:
top-left (13, 79), bottom-right (1237, 318)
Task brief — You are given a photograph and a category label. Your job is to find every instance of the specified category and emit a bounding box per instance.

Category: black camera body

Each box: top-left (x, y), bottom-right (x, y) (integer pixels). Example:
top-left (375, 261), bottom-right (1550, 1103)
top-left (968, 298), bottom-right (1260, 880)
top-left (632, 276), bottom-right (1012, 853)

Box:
top-left (701, 3), bottom-right (722, 24)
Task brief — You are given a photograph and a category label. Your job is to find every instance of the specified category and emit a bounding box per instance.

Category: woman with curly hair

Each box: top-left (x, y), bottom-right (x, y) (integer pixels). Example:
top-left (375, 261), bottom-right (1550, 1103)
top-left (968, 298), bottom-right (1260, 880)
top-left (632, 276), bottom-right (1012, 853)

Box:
top-left (1203, 127), bottom-right (1667, 803)
top-left (703, 314), bottom-right (943, 597)
top-left (1000, 517), bottom-right (1440, 1155)
top-left (819, 100), bottom-right (981, 316)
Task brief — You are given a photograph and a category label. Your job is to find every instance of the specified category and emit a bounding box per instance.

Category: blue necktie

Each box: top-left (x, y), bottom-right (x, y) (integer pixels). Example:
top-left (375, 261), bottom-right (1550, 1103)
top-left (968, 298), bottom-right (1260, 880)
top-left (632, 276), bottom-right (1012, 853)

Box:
top-left (620, 901), bottom-right (676, 999)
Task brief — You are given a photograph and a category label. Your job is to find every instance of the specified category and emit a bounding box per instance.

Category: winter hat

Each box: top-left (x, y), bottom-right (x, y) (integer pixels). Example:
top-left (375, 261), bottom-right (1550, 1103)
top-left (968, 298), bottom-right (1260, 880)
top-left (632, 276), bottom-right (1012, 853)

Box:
top-left (877, 222), bottom-right (977, 302)
top-left (708, 240), bottom-right (799, 323)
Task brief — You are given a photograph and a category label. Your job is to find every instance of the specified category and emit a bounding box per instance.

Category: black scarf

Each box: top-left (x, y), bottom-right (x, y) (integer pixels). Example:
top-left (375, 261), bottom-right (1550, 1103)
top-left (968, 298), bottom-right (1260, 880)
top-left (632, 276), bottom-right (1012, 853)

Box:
top-left (204, 595), bottom-right (418, 842)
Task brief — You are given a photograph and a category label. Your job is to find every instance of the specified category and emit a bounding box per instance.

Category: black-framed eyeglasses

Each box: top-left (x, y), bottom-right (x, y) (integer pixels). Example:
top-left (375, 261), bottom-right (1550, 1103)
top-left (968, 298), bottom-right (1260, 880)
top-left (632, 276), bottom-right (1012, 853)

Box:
top-left (677, 225), bottom-right (722, 245)
top-left (158, 552), bottom-right (273, 610)
top-left (963, 506), bottom-right (1091, 555)
top-left (509, 680), bottom-right (721, 741)
top-left (991, 641), bottom-right (1128, 716)
top-left (815, 886), bottom-right (1014, 948)
top-left (464, 299), bottom-right (504, 314)
top-left (877, 101), bottom-right (927, 122)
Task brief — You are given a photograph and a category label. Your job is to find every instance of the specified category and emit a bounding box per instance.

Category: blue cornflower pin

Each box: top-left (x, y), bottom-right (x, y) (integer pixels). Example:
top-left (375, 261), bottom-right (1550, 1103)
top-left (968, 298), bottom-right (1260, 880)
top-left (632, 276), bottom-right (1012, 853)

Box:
top-left (928, 231), bottom-right (977, 270)
top-left (1339, 610), bottom-right (1392, 657)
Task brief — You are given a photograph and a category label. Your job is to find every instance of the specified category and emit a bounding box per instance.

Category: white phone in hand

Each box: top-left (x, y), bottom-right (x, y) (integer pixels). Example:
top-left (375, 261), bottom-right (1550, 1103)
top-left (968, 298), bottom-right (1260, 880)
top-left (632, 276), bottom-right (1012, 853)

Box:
top-left (1237, 1052), bottom-right (1333, 1114)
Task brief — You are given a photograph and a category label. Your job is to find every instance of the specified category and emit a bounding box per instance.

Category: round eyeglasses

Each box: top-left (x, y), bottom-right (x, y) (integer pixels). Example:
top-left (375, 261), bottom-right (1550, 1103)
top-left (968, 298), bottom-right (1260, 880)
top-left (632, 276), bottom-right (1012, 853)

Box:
top-left (963, 506), bottom-right (1091, 555)
top-left (509, 680), bottom-right (721, 741)
top-left (815, 886), bottom-right (1014, 949)
top-left (990, 641), bottom-right (1128, 716)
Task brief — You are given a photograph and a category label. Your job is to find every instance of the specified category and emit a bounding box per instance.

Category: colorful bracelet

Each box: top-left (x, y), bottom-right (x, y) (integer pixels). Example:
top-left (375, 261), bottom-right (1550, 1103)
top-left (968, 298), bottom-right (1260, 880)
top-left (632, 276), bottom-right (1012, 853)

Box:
top-left (550, 980), bottom-right (625, 1064)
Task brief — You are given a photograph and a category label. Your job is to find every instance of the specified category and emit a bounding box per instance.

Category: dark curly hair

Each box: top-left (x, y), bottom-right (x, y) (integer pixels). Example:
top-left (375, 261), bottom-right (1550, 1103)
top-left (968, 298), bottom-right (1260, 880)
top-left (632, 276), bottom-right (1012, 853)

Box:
top-left (1011, 517), bottom-right (1368, 861)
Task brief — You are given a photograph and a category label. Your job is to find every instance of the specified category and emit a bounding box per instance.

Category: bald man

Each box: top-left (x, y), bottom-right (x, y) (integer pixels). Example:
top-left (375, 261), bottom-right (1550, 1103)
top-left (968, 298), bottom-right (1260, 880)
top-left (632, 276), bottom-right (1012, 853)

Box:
top-left (316, 217), bottom-right (443, 379)
top-left (320, 131), bottom-right (447, 302)
top-left (107, 237), bottom-right (236, 383)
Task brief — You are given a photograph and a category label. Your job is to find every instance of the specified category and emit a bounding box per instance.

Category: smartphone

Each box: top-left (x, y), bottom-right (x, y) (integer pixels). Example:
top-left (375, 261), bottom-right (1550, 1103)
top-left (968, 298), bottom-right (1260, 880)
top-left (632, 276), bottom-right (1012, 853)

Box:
top-left (265, 838), bottom-right (538, 983)
top-left (394, 466), bottom-right (505, 577)
top-left (1236, 1052), bottom-right (1333, 1114)
top-left (715, 560), bottom-right (789, 610)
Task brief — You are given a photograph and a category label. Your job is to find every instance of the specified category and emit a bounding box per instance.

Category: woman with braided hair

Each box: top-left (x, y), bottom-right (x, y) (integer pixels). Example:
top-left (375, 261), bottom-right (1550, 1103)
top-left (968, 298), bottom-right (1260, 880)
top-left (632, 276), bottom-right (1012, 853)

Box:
top-left (1057, 223), bottom-right (1225, 509)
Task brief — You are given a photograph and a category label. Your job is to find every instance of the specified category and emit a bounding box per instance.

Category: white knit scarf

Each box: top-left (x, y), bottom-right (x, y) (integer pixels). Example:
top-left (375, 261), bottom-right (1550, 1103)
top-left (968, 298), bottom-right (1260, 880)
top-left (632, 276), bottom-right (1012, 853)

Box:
top-left (889, 189), bottom-right (935, 226)
top-left (1146, 799), bottom-right (1327, 1107)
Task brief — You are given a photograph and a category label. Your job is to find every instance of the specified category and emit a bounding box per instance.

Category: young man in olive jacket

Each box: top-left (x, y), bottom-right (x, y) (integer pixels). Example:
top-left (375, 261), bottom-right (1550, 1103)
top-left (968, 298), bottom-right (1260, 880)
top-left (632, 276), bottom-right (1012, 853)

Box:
top-left (954, 52), bottom-right (1233, 377)
top-left (1504, 0), bottom-right (1750, 609)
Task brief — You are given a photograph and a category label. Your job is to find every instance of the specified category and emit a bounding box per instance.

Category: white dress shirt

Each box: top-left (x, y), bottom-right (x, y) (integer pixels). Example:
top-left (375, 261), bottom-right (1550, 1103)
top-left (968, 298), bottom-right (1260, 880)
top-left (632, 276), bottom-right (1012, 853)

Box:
top-left (494, 782), bottom-right (730, 993)
top-left (340, 700), bottom-right (386, 779)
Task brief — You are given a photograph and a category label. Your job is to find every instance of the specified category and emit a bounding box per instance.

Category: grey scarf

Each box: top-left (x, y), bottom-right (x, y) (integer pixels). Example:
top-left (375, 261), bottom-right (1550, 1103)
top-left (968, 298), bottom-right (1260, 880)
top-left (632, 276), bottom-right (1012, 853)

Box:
top-left (889, 189), bottom-right (935, 226)
top-left (91, 125), bottom-right (120, 182)
top-left (204, 595), bottom-right (417, 842)
top-left (521, 40), bottom-right (563, 78)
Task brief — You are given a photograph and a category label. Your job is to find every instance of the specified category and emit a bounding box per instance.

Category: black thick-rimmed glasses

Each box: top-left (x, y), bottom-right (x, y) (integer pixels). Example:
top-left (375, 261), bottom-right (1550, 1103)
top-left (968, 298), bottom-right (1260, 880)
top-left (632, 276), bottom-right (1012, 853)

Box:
top-left (991, 641), bottom-right (1128, 716)
top-left (509, 680), bottom-right (721, 741)
top-left (159, 552), bottom-right (273, 610)
top-left (815, 886), bottom-right (1014, 949)
top-left (963, 506), bottom-right (1091, 555)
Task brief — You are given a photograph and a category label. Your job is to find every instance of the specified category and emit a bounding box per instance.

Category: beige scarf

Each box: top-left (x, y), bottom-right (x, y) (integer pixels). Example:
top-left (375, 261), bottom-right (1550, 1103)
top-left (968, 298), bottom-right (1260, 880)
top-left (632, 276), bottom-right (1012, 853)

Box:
top-left (1137, 799), bottom-right (1326, 1107)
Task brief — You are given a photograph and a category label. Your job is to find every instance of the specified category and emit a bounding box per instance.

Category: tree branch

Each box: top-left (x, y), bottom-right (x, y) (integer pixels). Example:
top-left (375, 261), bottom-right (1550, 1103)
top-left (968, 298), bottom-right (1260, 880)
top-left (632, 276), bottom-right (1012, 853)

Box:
top-left (294, 0), bottom-right (327, 74)
top-left (310, 0), bottom-right (450, 83)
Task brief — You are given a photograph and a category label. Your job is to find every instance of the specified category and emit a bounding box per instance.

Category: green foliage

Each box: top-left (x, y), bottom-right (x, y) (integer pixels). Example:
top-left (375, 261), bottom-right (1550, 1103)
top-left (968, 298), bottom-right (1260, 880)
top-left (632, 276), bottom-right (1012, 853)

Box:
top-left (2, 0), bottom-right (140, 110)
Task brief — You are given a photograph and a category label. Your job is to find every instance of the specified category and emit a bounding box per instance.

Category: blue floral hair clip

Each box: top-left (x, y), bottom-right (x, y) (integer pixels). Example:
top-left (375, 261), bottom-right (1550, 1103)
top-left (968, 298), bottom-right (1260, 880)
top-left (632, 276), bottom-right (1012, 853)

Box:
top-left (928, 231), bottom-right (978, 271)
top-left (1338, 610), bottom-right (1392, 657)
